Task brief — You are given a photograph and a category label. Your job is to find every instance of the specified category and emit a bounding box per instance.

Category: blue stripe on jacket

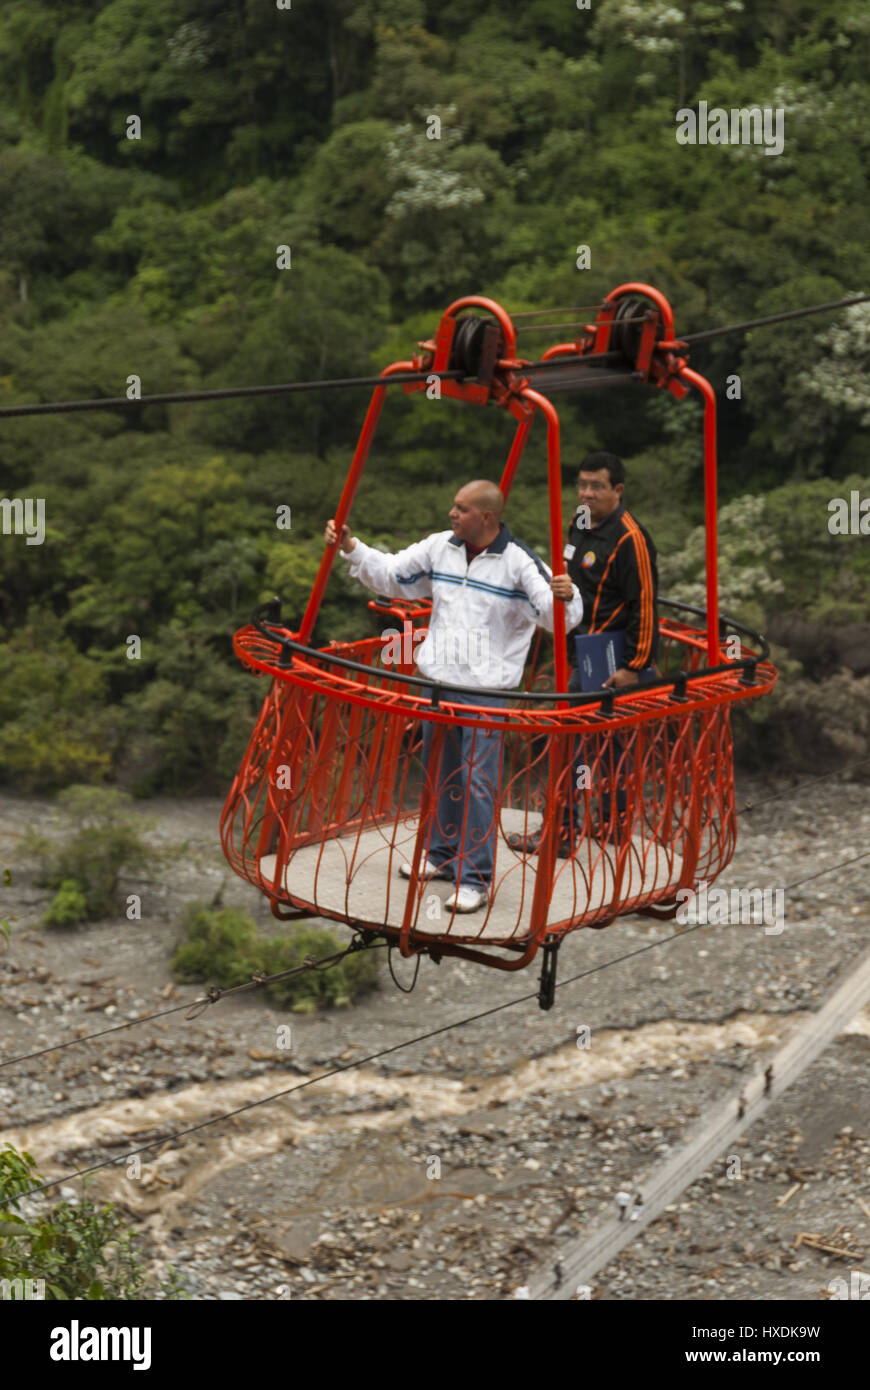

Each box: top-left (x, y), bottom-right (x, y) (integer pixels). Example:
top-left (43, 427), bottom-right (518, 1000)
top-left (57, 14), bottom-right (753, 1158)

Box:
top-left (430, 570), bottom-right (530, 600)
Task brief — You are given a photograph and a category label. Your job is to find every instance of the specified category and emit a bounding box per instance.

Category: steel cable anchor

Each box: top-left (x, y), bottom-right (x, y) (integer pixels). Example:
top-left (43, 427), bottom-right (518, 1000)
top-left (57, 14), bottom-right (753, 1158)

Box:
top-left (538, 940), bottom-right (560, 1010)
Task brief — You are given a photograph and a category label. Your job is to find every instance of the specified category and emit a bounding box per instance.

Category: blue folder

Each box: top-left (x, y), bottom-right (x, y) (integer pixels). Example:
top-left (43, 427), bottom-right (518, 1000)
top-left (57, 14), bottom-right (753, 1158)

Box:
top-left (574, 630), bottom-right (657, 691)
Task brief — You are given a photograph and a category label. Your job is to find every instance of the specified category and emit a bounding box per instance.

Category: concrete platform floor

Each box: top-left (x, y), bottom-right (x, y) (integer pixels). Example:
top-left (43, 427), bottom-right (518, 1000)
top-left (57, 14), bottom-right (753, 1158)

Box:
top-left (259, 808), bottom-right (683, 945)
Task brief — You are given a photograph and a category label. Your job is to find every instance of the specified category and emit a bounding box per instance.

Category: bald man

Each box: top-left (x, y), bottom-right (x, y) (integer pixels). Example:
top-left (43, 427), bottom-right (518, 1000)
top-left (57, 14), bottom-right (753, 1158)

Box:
top-left (325, 481), bottom-right (583, 912)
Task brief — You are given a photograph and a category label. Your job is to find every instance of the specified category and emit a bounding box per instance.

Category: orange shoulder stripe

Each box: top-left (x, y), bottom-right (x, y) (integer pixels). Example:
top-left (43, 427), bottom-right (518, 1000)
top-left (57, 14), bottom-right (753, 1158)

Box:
top-left (589, 532), bottom-right (631, 632)
top-left (621, 511), bottom-right (654, 667)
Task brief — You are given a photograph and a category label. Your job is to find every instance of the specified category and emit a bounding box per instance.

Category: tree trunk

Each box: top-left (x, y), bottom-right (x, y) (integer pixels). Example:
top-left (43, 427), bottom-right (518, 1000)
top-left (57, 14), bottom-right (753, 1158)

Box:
top-left (328, 13), bottom-right (340, 105)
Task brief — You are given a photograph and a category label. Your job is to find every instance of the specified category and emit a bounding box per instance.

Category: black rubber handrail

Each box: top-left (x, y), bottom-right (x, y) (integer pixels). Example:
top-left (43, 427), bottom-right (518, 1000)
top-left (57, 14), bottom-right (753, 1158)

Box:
top-left (246, 596), bottom-right (771, 708)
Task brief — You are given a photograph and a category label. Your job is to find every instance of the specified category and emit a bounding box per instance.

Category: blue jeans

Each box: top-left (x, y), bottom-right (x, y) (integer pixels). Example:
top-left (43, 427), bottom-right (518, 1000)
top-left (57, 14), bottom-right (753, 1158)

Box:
top-left (419, 691), bottom-right (508, 890)
top-left (565, 667), bottom-right (633, 830)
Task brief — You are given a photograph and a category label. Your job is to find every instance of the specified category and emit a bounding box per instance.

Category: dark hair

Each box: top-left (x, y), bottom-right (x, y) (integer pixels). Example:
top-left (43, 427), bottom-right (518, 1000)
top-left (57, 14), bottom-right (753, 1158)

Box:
top-left (579, 451), bottom-right (625, 488)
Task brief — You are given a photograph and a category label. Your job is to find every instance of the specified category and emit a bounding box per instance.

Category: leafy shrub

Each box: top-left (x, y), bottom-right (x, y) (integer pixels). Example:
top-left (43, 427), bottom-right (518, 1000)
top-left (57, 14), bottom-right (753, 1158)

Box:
top-left (659, 493), bottom-right (786, 633)
top-left (762, 475), bottom-right (870, 625)
top-left (43, 879), bottom-right (89, 927)
top-left (1, 867), bottom-right (12, 949)
top-left (23, 785), bottom-right (170, 926)
top-left (734, 667), bottom-right (870, 776)
top-left (170, 903), bottom-right (261, 988)
top-left (171, 902), bottom-right (380, 1011)
top-left (0, 630), bottom-right (113, 793)
top-left (0, 1145), bottom-right (186, 1300)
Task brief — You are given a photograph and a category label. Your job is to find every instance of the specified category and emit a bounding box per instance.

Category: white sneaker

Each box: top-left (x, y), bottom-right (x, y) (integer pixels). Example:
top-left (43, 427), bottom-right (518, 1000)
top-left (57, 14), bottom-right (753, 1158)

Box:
top-left (399, 856), bottom-right (453, 881)
top-left (444, 885), bottom-right (488, 913)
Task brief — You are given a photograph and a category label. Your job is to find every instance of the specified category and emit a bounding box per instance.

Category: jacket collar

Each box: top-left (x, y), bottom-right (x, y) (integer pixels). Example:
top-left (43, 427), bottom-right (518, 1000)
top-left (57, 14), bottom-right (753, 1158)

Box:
top-left (576, 501), bottom-right (624, 534)
top-left (448, 522), bottom-right (510, 553)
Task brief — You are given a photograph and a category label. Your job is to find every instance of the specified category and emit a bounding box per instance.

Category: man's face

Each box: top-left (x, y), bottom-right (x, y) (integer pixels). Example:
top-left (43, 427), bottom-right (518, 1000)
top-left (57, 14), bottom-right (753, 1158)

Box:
top-left (577, 468), bottom-right (623, 525)
top-left (449, 488), bottom-right (490, 543)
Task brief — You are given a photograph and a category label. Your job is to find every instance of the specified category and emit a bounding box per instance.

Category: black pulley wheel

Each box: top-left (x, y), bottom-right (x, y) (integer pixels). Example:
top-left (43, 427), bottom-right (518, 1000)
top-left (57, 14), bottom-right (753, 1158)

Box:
top-left (608, 295), bottom-right (663, 365)
top-left (450, 315), bottom-right (491, 377)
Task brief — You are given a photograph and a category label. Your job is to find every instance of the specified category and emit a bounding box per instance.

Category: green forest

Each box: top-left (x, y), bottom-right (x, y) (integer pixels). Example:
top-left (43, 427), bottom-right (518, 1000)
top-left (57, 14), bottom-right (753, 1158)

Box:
top-left (0, 0), bottom-right (869, 795)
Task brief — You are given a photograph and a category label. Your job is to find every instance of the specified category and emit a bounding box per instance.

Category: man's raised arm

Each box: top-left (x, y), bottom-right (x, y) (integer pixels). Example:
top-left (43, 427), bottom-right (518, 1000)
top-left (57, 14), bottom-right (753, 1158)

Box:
top-left (324, 520), bottom-right (436, 601)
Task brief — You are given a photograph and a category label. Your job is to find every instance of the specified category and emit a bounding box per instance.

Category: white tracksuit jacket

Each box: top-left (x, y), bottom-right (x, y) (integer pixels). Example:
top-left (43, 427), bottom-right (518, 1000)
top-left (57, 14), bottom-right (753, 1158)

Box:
top-left (342, 523), bottom-right (583, 689)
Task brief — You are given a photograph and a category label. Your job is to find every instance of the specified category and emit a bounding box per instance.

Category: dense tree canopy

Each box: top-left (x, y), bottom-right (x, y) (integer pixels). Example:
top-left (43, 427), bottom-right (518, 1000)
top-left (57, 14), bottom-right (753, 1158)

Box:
top-left (0, 0), bottom-right (868, 790)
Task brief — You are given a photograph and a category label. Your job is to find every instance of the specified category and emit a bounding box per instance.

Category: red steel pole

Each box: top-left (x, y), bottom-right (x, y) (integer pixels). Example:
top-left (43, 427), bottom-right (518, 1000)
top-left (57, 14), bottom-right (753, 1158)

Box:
top-left (297, 360), bottom-right (416, 645)
top-left (518, 387), bottom-right (569, 692)
top-left (498, 415), bottom-right (533, 501)
top-left (679, 367), bottom-right (720, 665)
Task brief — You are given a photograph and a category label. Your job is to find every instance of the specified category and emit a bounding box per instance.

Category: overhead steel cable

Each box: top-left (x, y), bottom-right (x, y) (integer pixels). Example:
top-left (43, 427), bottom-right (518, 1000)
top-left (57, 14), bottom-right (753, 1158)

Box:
top-left (0, 294), bottom-right (866, 419)
top-left (12, 839), bottom-right (870, 1201)
top-left (0, 936), bottom-right (387, 1070)
top-left (783, 848), bottom-right (870, 892)
top-left (13, 920), bottom-right (712, 1200)
top-left (1, 759), bottom-right (868, 1074)
top-left (682, 292), bottom-right (870, 343)
top-left (515, 322), bottom-right (589, 334)
top-left (736, 757), bottom-right (870, 815)
top-left (0, 356), bottom-right (617, 419)
top-left (516, 315), bottom-right (652, 333)
top-left (0, 369), bottom-right (465, 420)
top-left (509, 305), bottom-right (604, 318)
top-left (0, 997), bottom-right (217, 1069)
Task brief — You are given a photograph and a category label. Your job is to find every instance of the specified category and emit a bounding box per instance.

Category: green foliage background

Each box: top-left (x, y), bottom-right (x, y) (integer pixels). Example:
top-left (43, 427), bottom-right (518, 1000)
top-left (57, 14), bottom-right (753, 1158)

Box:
top-left (1, 0), bottom-right (869, 789)
top-left (171, 902), bottom-right (382, 1010)
top-left (0, 1143), bottom-right (187, 1298)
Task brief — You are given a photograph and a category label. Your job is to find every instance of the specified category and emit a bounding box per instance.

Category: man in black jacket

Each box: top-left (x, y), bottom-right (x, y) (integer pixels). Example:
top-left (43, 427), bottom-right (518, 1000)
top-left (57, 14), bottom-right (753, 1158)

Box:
top-left (565, 451), bottom-right (659, 839)
top-left (510, 451), bottom-right (659, 856)
top-left (565, 451), bottom-right (658, 687)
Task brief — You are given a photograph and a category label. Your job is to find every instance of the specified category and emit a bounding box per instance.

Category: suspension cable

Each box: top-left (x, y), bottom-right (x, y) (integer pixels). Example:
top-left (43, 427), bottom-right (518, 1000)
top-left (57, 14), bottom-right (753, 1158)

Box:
top-left (682, 292), bottom-right (870, 343)
top-left (12, 919), bottom-right (711, 1199)
top-left (0, 294), bottom-right (866, 420)
top-left (509, 305), bottom-right (604, 318)
top-left (2, 757), bottom-right (867, 1072)
top-left (10, 841), bottom-right (870, 1201)
top-left (0, 935), bottom-right (387, 1069)
top-left (0, 370), bottom-right (464, 420)
top-left (737, 757), bottom-right (870, 814)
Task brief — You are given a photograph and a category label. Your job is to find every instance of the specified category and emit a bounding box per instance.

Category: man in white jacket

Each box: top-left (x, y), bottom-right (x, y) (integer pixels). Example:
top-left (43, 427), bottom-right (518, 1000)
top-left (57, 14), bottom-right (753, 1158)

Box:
top-left (325, 480), bottom-right (583, 912)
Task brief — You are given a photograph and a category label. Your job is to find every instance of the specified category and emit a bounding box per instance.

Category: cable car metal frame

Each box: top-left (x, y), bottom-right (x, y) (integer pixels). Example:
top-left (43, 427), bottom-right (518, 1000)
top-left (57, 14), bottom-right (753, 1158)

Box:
top-left (220, 284), bottom-right (778, 1005)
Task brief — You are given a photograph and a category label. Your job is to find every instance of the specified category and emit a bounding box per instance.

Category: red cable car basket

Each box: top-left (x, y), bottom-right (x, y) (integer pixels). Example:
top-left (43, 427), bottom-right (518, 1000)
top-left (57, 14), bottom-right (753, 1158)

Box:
top-left (220, 286), bottom-right (777, 1000)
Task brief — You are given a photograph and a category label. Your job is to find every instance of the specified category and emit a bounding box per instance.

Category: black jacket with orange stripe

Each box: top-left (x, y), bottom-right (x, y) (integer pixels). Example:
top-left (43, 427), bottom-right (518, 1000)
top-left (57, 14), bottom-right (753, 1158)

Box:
top-left (563, 502), bottom-right (659, 670)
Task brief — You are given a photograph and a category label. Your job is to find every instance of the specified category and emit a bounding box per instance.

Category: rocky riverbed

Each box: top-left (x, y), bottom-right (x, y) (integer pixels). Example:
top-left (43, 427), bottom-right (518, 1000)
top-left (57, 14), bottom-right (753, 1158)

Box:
top-left (1, 773), bottom-right (868, 1301)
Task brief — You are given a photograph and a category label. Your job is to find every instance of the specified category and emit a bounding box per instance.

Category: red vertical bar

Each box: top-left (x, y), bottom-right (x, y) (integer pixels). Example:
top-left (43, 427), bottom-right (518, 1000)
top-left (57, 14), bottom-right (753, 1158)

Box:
top-left (374, 697), bottom-right (406, 815)
top-left (307, 700), bottom-right (341, 836)
top-left (332, 697), bottom-right (366, 827)
top-left (518, 387), bottom-right (569, 692)
top-left (498, 416), bottom-right (533, 501)
top-left (679, 368), bottom-right (720, 665)
top-left (297, 360), bottom-right (417, 645)
top-left (398, 718), bottom-right (447, 955)
top-left (255, 682), bottom-right (317, 860)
